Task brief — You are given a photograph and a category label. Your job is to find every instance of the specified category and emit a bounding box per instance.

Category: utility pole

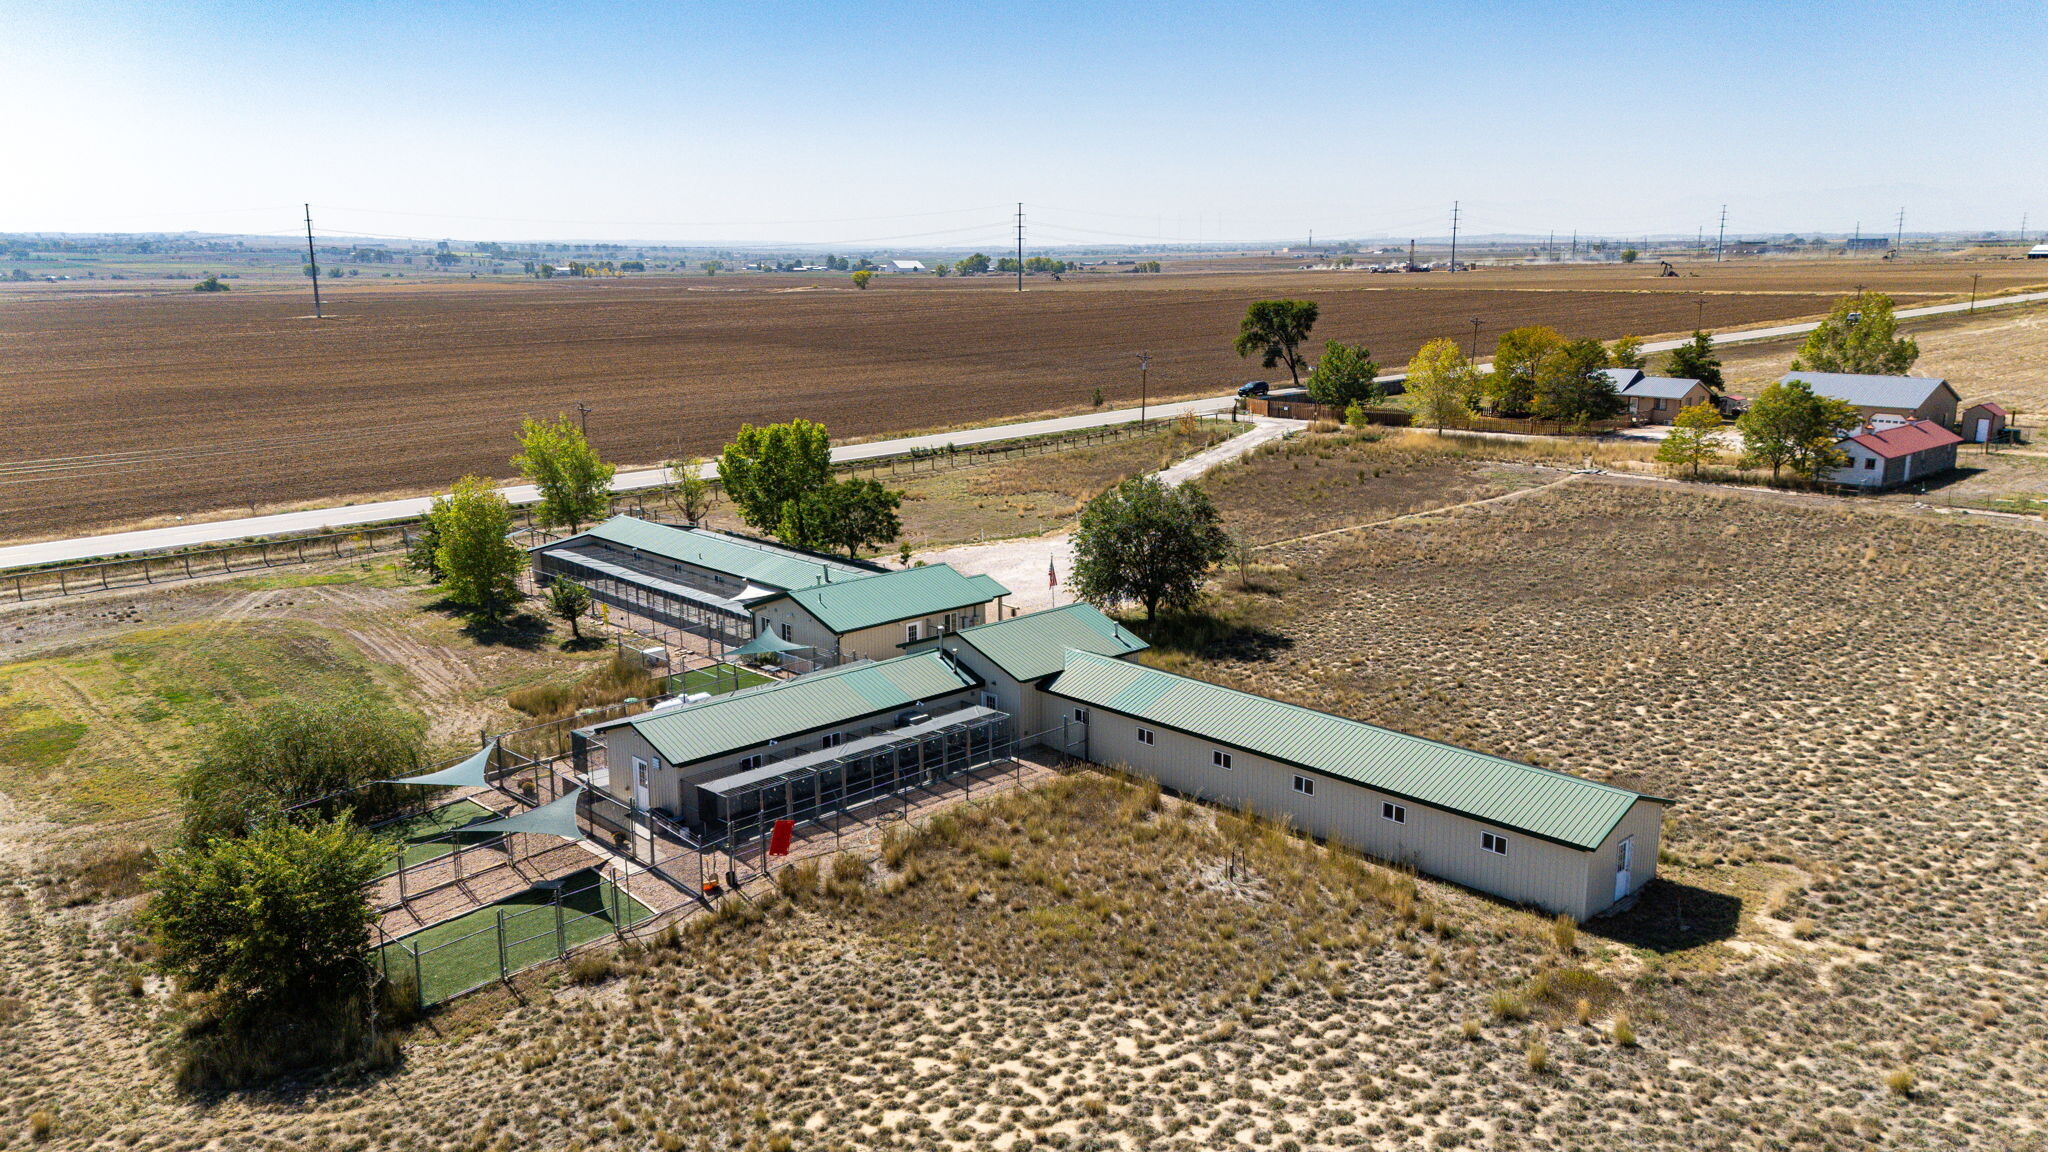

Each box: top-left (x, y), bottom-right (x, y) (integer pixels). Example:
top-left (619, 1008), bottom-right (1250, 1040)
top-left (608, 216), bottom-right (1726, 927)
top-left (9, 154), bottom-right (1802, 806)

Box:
top-left (1970, 273), bottom-right (1981, 315)
top-left (2021, 213), bottom-right (2029, 243)
top-left (1571, 230), bottom-right (1578, 258)
top-left (1715, 205), bottom-right (1727, 262)
top-left (1137, 352), bottom-right (1150, 426)
top-left (1014, 202), bottom-right (1025, 292)
top-left (1468, 317), bottom-right (1482, 361)
top-left (1893, 207), bottom-right (1905, 254)
top-left (576, 403), bottom-right (591, 437)
top-left (303, 203), bottom-right (323, 319)
top-left (1408, 238), bottom-right (1416, 271)
top-left (1449, 201), bottom-right (1460, 272)
top-left (1696, 296), bottom-right (1706, 332)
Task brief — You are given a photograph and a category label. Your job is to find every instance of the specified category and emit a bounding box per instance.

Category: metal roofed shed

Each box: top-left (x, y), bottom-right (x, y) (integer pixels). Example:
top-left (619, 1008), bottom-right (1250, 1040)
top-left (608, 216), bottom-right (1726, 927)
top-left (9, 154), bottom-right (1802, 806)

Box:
top-left (1780, 373), bottom-right (1960, 426)
top-left (701, 705), bottom-right (1005, 797)
top-left (1045, 650), bottom-right (1656, 852)
top-left (757, 563), bottom-right (1015, 635)
top-left (929, 602), bottom-right (1148, 682)
top-left (614, 649), bottom-right (980, 769)
top-left (552, 516), bottom-right (873, 591)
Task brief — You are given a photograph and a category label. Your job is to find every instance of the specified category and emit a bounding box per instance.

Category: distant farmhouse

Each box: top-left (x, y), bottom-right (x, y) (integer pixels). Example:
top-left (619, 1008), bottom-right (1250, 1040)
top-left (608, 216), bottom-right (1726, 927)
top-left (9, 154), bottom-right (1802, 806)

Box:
top-left (2028, 243), bottom-right (2048, 259)
top-left (1601, 368), bottom-right (1713, 424)
top-left (582, 601), bottom-right (1668, 921)
top-left (1785, 372), bottom-right (1961, 429)
top-left (888, 260), bottom-right (927, 273)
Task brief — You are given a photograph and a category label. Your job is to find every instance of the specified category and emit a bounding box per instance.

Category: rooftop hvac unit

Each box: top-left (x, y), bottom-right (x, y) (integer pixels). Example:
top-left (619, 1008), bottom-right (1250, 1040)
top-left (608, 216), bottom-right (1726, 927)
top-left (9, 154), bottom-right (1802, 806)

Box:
top-left (896, 711), bottom-right (931, 727)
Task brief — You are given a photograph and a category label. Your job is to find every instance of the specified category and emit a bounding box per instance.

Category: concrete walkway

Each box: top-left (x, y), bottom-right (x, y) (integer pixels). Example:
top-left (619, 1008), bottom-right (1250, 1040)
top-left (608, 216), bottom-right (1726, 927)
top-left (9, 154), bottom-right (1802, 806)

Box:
top-left (922, 417), bottom-right (1299, 614)
top-left (12, 286), bottom-right (2044, 570)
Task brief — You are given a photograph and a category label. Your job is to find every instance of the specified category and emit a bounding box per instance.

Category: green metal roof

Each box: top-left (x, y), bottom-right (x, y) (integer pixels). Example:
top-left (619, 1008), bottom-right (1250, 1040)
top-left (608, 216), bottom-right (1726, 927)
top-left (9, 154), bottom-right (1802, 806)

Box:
top-left (770, 563), bottom-right (1013, 634)
top-left (561, 516), bottom-right (867, 591)
top-left (621, 650), bottom-right (978, 767)
top-left (941, 603), bottom-right (1149, 682)
top-left (1045, 651), bottom-right (1659, 851)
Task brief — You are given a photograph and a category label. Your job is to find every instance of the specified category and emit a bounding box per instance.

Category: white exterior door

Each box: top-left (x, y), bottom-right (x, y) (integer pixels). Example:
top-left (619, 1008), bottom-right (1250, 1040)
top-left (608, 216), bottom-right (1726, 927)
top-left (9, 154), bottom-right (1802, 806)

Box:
top-left (1614, 837), bottom-right (1634, 901)
top-left (1976, 418), bottom-right (1991, 443)
top-left (632, 757), bottom-right (650, 811)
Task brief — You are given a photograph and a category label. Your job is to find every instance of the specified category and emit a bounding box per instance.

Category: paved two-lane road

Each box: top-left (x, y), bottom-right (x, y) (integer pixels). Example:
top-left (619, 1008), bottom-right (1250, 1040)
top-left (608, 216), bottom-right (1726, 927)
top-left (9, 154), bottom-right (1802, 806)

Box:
top-left (6, 287), bottom-right (2044, 571)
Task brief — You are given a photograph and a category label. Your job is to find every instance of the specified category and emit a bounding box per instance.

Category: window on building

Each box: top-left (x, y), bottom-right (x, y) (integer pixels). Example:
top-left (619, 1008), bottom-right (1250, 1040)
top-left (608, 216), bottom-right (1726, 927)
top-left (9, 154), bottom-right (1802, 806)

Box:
top-left (737, 754), bottom-right (764, 771)
top-left (1482, 832), bottom-right (1509, 856)
top-left (942, 613), bottom-right (955, 632)
top-left (905, 622), bottom-right (921, 643)
top-left (1137, 727), bottom-right (1154, 746)
top-left (780, 623), bottom-right (793, 642)
top-left (1863, 457), bottom-right (1876, 471)
top-left (1292, 775), bottom-right (1314, 795)
top-left (821, 732), bottom-right (845, 748)
top-left (1073, 708), bottom-right (1090, 724)
top-left (1212, 749), bottom-right (1233, 770)
top-left (1382, 802), bottom-right (1406, 824)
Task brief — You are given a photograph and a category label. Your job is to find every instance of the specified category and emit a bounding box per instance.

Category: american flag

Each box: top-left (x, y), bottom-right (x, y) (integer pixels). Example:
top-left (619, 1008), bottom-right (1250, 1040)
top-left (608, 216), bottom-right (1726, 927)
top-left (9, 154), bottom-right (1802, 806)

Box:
top-left (1048, 556), bottom-right (1059, 587)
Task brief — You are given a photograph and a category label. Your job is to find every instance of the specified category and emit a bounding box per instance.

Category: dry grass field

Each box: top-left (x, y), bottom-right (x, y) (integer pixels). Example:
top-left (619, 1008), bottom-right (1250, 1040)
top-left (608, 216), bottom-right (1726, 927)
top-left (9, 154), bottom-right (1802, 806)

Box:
top-left (6, 257), bottom-right (2039, 540)
top-left (5, 430), bottom-right (2047, 1149)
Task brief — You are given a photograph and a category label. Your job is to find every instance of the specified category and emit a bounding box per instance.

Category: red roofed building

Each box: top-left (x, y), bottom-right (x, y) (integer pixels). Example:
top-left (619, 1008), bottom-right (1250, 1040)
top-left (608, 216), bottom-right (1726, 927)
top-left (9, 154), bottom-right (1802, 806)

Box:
top-left (1828, 420), bottom-right (1962, 490)
top-left (1961, 401), bottom-right (2009, 444)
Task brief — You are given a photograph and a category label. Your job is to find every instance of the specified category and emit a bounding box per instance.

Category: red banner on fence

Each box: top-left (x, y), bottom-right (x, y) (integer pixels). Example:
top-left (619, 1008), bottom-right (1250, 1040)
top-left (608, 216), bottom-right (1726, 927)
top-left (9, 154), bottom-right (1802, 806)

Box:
top-left (768, 819), bottom-right (795, 857)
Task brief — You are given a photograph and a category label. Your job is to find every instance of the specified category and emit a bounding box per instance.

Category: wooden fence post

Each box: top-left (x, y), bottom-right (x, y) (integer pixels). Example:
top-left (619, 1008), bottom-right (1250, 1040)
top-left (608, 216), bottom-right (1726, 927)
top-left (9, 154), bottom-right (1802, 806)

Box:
top-left (497, 909), bottom-right (508, 980)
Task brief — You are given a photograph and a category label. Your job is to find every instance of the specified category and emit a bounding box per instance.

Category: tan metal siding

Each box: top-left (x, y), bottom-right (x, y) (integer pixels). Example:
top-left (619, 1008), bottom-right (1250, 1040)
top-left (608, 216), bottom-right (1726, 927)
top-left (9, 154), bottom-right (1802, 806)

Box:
top-left (1579, 798), bottom-right (1665, 918)
top-left (1077, 708), bottom-right (1599, 917)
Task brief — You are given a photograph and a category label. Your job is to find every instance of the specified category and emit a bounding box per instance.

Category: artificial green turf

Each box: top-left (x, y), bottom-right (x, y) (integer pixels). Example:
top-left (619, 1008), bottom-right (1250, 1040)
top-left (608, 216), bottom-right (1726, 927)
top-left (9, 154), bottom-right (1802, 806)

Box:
top-left (375, 799), bottom-right (498, 875)
top-left (668, 664), bottom-right (771, 697)
top-left (381, 867), bottom-right (653, 1003)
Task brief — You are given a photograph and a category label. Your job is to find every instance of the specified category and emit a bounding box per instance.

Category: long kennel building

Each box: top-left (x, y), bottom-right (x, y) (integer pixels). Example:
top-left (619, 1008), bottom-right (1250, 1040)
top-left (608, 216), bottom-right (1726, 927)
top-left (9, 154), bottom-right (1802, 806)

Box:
top-left (533, 516), bottom-right (879, 650)
top-left (586, 602), bottom-right (1667, 921)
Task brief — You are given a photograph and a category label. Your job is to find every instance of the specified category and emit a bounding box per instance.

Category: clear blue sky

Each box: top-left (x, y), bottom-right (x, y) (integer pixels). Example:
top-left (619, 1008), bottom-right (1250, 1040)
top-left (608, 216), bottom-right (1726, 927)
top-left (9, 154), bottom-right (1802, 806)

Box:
top-left (1, 0), bottom-right (2037, 246)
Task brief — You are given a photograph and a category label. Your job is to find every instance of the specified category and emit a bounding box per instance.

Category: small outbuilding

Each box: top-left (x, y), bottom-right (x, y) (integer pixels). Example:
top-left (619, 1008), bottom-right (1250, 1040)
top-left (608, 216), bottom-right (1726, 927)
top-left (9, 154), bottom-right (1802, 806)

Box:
top-left (889, 260), bottom-right (927, 273)
top-left (747, 562), bottom-right (1011, 664)
top-left (1827, 420), bottom-right (1962, 490)
top-left (1961, 401), bottom-right (2009, 443)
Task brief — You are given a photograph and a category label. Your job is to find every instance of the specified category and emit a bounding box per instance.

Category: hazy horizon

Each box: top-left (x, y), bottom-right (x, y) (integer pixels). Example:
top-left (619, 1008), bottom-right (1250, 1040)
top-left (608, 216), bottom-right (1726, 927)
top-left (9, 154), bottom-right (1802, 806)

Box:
top-left (2, 1), bottom-right (2039, 246)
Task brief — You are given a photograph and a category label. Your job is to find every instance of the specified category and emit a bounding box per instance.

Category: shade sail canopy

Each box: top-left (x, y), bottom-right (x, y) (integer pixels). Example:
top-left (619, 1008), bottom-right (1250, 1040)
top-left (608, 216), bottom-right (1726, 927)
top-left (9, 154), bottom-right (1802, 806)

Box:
top-left (727, 631), bottom-right (811, 657)
top-left (381, 742), bottom-right (493, 788)
top-left (465, 788), bottom-right (585, 840)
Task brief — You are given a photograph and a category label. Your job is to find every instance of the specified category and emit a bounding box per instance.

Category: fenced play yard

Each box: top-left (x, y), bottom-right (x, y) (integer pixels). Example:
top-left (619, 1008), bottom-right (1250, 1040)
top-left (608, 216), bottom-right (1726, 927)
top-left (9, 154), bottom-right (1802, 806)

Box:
top-left (377, 866), bottom-right (654, 1005)
top-left (365, 719), bottom-right (1074, 1007)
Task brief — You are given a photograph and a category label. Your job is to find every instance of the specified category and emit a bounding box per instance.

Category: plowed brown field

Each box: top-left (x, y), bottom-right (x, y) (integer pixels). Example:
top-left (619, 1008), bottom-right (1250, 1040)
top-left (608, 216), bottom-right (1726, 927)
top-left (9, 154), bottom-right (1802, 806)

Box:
top-left (2, 259), bottom-right (2036, 539)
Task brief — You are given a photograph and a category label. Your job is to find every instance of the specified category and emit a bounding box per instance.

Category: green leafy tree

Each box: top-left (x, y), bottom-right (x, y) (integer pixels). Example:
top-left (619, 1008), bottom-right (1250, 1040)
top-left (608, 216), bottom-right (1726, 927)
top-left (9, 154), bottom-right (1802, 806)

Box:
top-left (1792, 291), bottom-right (1920, 375)
top-left (1609, 335), bottom-right (1646, 370)
top-left (175, 698), bottom-right (427, 845)
top-left (1737, 378), bottom-right (1862, 483)
top-left (1404, 338), bottom-right (1476, 433)
top-left (1304, 339), bottom-right (1381, 408)
top-left (193, 274), bottom-right (230, 292)
top-left (1532, 338), bottom-right (1625, 424)
top-left (147, 819), bottom-right (385, 1016)
top-left (851, 269), bottom-right (875, 289)
top-left (1665, 331), bottom-right (1725, 393)
top-left (779, 478), bottom-right (903, 557)
top-left (955, 253), bottom-right (991, 275)
top-left (547, 579), bottom-right (593, 640)
top-left (1656, 401), bottom-right (1725, 478)
top-left (514, 416), bottom-right (616, 535)
top-left (701, 260), bottom-right (723, 276)
top-left (1234, 299), bottom-right (1320, 387)
top-left (717, 419), bottom-right (833, 534)
top-left (1620, 248), bottom-right (1639, 263)
top-left (428, 475), bottom-right (527, 620)
top-left (1070, 478), bottom-right (1230, 620)
top-left (665, 458), bottom-right (715, 524)
top-left (1488, 326), bottom-right (1564, 416)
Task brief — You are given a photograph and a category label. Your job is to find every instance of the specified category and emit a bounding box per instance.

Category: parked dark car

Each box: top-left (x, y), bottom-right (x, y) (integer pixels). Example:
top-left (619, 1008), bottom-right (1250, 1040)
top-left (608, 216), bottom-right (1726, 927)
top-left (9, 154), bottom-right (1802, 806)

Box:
top-left (1236, 380), bottom-right (1269, 397)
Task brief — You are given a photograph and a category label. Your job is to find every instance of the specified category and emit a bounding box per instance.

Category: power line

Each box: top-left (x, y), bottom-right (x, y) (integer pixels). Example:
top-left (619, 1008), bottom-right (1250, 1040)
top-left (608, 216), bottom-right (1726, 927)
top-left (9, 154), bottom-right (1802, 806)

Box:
top-left (1715, 205), bottom-right (1727, 262)
top-left (1449, 201), bottom-right (1460, 273)
top-left (303, 203), bottom-right (323, 320)
top-left (1015, 203), bottom-right (1025, 292)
